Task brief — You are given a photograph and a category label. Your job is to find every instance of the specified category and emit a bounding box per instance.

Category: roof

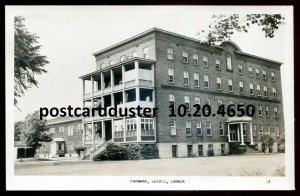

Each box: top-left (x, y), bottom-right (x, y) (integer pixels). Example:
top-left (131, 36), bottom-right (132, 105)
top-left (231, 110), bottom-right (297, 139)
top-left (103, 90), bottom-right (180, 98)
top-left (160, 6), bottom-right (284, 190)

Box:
top-left (91, 27), bottom-right (282, 66)
top-left (46, 116), bottom-right (82, 126)
top-left (14, 140), bottom-right (28, 147)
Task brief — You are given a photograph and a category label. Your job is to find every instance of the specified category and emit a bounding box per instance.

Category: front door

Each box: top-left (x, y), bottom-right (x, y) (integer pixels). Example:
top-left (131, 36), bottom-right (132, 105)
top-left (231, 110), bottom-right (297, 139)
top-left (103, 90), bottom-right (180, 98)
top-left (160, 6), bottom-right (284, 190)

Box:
top-left (221, 144), bottom-right (225, 155)
top-left (172, 145), bottom-right (177, 158)
top-left (230, 124), bottom-right (238, 141)
top-left (104, 121), bottom-right (112, 141)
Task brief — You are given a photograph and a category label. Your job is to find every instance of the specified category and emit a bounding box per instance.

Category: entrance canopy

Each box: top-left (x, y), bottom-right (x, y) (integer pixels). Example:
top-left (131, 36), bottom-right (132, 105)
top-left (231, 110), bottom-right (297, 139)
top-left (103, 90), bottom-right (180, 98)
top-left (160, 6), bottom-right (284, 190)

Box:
top-left (226, 116), bottom-right (252, 123)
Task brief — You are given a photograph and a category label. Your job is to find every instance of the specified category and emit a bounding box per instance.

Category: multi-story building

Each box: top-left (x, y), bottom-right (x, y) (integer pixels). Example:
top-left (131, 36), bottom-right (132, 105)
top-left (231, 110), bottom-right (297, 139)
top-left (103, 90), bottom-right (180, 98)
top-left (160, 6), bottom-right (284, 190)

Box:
top-left (80, 28), bottom-right (284, 159)
top-left (36, 116), bottom-right (83, 159)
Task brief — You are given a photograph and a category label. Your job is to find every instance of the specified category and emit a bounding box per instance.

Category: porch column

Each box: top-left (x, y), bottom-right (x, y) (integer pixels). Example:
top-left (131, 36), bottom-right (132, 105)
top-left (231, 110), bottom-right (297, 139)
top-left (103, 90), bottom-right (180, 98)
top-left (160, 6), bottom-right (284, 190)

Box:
top-left (227, 124), bottom-right (231, 142)
top-left (91, 76), bottom-right (95, 147)
top-left (82, 80), bottom-right (85, 95)
top-left (102, 121), bottom-right (105, 140)
top-left (135, 61), bottom-right (139, 86)
top-left (82, 123), bottom-right (86, 145)
top-left (240, 123), bottom-right (245, 145)
top-left (123, 117), bottom-right (126, 142)
top-left (112, 119), bottom-right (115, 141)
top-left (136, 116), bottom-right (141, 142)
top-left (237, 125), bottom-right (240, 142)
top-left (250, 122), bottom-right (254, 145)
top-left (101, 72), bottom-right (104, 91)
top-left (110, 69), bottom-right (114, 88)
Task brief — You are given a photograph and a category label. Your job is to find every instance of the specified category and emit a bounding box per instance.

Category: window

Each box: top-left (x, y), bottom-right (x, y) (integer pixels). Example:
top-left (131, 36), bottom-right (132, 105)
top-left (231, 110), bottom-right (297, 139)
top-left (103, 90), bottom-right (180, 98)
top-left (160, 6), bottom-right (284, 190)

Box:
top-left (167, 48), bottom-right (173, 60)
top-left (141, 118), bottom-right (154, 136)
top-left (143, 47), bottom-right (149, 59)
top-left (263, 70), bottom-right (267, 79)
top-left (208, 144), bottom-right (213, 150)
top-left (59, 126), bottom-right (64, 136)
top-left (193, 54), bottom-right (199, 65)
top-left (265, 105), bottom-right (269, 117)
top-left (184, 71), bottom-right (189, 85)
top-left (186, 121), bottom-right (192, 135)
top-left (109, 60), bottom-right (115, 66)
top-left (169, 94), bottom-right (175, 108)
top-left (226, 53), bottom-right (232, 70)
top-left (267, 125), bottom-right (271, 133)
top-left (203, 56), bottom-right (208, 67)
top-left (194, 73), bottom-right (200, 87)
top-left (216, 59), bottom-right (221, 70)
top-left (48, 128), bottom-right (55, 134)
top-left (206, 122), bottom-right (212, 136)
top-left (182, 51), bottom-right (188, 63)
top-left (271, 72), bottom-right (276, 81)
top-left (228, 79), bottom-right (233, 92)
top-left (248, 67), bottom-right (253, 76)
top-left (239, 81), bottom-right (244, 93)
top-left (238, 65), bottom-right (243, 74)
top-left (217, 77), bottom-right (222, 90)
top-left (170, 120), bottom-right (176, 135)
top-left (274, 107), bottom-right (278, 117)
top-left (264, 86), bottom-right (268, 97)
top-left (196, 122), bottom-right (202, 135)
top-left (217, 99), bottom-right (223, 106)
top-left (260, 125), bottom-right (264, 133)
top-left (250, 83), bottom-right (254, 95)
top-left (77, 124), bottom-right (82, 135)
top-left (132, 51), bottom-right (137, 57)
top-left (258, 105), bottom-right (262, 116)
top-left (184, 96), bottom-right (190, 109)
top-left (204, 74), bottom-right (209, 88)
top-left (219, 122), bottom-right (224, 136)
top-left (67, 142), bottom-right (73, 151)
top-left (243, 124), bottom-right (246, 136)
top-left (168, 68), bottom-right (174, 83)
top-left (272, 87), bottom-right (277, 98)
top-left (257, 84), bottom-right (261, 96)
top-left (126, 119), bottom-right (137, 136)
top-left (120, 55), bottom-right (126, 62)
top-left (256, 69), bottom-right (260, 78)
top-left (275, 125), bottom-right (280, 136)
top-left (67, 125), bottom-right (73, 136)
top-left (195, 97), bottom-right (201, 105)
top-left (204, 98), bottom-right (211, 114)
top-left (252, 124), bottom-right (257, 136)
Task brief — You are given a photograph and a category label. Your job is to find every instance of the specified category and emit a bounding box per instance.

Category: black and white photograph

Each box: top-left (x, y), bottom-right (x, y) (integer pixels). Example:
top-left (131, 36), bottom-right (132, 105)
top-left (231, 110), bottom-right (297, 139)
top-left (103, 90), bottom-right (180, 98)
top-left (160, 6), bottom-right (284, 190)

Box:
top-left (6, 5), bottom-right (294, 190)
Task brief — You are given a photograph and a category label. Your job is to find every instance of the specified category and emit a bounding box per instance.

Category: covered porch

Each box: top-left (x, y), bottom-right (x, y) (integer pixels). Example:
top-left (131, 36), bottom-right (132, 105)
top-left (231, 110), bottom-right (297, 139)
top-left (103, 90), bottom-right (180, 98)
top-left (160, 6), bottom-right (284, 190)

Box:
top-left (226, 116), bottom-right (254, 146)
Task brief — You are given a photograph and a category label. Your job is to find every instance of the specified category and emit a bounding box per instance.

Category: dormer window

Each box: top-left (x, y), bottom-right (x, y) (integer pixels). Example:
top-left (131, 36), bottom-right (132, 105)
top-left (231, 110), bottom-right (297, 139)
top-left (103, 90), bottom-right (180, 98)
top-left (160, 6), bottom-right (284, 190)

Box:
top-left (226, 53), bottom-right (232, 70)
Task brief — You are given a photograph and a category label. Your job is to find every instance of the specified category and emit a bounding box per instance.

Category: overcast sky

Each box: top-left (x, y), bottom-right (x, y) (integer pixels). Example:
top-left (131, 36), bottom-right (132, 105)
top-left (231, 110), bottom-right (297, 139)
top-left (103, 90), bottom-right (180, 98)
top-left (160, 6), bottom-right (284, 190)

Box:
top-left (9, 6), bottom-right (288, 121)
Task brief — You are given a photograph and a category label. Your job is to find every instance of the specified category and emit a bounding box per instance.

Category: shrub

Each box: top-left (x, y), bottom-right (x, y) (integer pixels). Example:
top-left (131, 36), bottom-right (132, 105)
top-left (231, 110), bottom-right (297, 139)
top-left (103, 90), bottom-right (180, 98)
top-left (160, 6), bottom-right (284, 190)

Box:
top-left (140, 144), bottom-right (159, 159)
top-left (74, 146), bottom-right (86, 156)
top-left (105, 143), bottom-right (128, 160)
top-left (94, 143), bottom-right (159, 161)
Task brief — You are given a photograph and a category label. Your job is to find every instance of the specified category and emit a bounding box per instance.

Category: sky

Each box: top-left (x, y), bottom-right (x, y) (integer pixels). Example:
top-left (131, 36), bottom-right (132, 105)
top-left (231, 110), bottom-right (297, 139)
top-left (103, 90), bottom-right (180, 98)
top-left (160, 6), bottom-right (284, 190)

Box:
top-left (9, 6), bottom-right (289, 121)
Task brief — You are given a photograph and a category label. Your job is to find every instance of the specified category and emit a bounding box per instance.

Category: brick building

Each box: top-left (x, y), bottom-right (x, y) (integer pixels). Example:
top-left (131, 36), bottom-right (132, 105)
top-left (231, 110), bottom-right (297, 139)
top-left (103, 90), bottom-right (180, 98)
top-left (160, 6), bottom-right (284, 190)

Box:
top-left (36, 116), bottom-right (83, 159)
top-left (80, 28), bottom-right (284, 159)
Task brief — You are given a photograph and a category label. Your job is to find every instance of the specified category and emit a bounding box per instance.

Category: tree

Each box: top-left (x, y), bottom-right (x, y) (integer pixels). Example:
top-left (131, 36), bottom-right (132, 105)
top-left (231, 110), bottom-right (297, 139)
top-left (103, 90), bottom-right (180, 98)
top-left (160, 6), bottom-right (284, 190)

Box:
top-left (14, 121), bottom-right (26, 141)
top-left (23, 111), bottom-right (53, 152)
top-left (14, 16), bottom-right (49, 106)
top-left (198, 14), bottom-right (285, 46)
top-left (258, 132), bottom-right (275, 153)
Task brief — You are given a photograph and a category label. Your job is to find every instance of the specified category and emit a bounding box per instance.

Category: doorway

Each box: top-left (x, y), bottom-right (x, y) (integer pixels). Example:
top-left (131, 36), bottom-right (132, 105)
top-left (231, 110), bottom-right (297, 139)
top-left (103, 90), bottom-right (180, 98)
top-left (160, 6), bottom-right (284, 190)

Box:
top-left (104, 120), bottom-right (112, 141)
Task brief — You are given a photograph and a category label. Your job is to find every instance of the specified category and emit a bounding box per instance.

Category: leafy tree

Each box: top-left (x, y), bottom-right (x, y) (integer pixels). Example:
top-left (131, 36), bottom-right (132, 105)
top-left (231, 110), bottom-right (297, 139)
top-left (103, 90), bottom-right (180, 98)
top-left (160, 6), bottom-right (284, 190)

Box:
top-left (14, 16), bottom-right (49, 106)
top-left (23, 111), bottom-right (53, 152)
top-left (258, 132), bottom-right (275, 153)
top-left (14, 121), bottom-right (25, 141)
top-left (199, 14), bottom-right (285, 46)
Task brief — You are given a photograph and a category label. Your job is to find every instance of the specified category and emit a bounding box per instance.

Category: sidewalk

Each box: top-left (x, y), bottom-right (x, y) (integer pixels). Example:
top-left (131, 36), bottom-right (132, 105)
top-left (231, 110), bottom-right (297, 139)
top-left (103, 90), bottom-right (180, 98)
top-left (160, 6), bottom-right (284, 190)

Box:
top-left (14, 157), bottom-right (90, 168)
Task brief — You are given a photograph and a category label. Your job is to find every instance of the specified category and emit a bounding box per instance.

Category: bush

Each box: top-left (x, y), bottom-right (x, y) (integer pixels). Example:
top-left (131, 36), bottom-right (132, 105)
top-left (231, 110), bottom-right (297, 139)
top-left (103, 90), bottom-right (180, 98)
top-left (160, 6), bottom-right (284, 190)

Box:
top-left (94, 143), bottom-right (159, 161)
top-left (74, 146), bottom-right (86, 156)
top-left (140, 144), bottom-right (159, 159)
top-left (105, 143), bottom-right (128, 160)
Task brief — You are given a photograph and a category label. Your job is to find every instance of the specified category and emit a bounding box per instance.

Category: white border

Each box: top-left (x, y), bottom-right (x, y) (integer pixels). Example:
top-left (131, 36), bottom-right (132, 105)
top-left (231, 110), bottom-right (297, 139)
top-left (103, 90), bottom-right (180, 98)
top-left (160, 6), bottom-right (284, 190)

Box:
top-left (6, 6), bottom-right (294, 190)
